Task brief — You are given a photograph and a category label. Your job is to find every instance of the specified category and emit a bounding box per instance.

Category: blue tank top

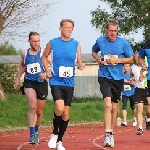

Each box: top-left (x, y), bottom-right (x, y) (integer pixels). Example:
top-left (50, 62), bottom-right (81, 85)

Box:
top-left (24, 48), bottom-right (45, 82)
top-left (122, 72), bottom-right (135, 96)
top-left (49, 37), bottom-right (78, 87)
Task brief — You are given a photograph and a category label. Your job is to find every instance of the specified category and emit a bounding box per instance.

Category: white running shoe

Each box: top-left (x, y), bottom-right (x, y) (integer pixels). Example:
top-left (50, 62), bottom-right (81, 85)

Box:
top-left (110, 134), bottom-right (114, 148)
top-left (56, 141), bottom-right (65, 150)
top-left (48, 134), bottom-right (58, 148)
top-left (116, 117), bottom-right (122, 126)
top-left (121, 121), bottom-right (127, 127)
top-left (104, 133), bottom-right (112, 147)
top-left (132, 118), bottom-right (137, 126)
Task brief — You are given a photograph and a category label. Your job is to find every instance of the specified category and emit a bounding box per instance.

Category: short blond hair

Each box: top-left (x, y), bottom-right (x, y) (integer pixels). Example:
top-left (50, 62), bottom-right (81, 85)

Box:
top-left (106, 20), bottom-right (118, 29)
top-left (60, 19), bottom-right (74, 27)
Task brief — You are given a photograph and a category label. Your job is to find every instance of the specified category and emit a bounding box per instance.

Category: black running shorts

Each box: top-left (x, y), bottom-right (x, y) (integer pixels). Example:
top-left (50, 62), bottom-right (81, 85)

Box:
top-left (98, 77), bottom-right (124, 103)
top-left (51, 85), bottom-right (74, 107)
top-left (23, 79), bottom-right (48, 100)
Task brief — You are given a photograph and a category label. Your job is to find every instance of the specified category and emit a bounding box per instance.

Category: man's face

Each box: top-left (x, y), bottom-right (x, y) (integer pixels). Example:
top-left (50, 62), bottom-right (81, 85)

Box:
top-left (106, 25), bottom-right (118, 41)
top-left (60, 22), bottom-right (73, 39)
top-left (124, 64), bottom-right (130, 72)
top-left (28, 35), bottom-right (40, 51)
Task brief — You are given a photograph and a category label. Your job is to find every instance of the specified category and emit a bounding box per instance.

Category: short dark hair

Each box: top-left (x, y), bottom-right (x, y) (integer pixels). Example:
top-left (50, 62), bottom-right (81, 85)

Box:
top-left (29, 31), bottom-right (40, 40)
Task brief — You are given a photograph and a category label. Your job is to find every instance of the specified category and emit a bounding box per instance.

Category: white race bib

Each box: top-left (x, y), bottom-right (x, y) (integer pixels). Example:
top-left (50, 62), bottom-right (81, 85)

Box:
top-left (124, 85), bottom-right (131, 91)
top-left (104, 55), bottom-right (118, 65)
top-left (27, 63), bottom-right (41, 74)
top-left (59, 66), bottom-right (73, 78)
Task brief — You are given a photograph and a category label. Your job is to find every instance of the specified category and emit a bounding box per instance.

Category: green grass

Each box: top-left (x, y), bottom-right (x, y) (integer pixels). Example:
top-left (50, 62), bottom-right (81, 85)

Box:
top-left (0, 94), bottom-right (144, 128)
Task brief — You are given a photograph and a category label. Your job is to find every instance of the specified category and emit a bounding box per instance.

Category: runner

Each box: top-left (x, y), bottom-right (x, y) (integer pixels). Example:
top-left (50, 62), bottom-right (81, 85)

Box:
top-left (121, 64), bottom-right (136, 127)
top-left (92, 20), bottom-right (134, 147)
top-left (13, 31), bottom-right (50, 145)
top-left (41, 19), bottom-right (85, 150)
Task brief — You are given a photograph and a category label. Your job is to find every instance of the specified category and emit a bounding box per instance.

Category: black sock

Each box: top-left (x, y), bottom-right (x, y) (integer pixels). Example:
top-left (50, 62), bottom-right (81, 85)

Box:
top-left (57, 119), bottom-right (69, 142)
top-left (52, 112), bottom-right (62, 135)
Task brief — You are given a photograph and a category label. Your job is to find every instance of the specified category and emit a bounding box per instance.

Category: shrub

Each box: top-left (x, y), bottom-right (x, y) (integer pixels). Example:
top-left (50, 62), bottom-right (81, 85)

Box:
top-left (0, 63), bottom-right (19, 93)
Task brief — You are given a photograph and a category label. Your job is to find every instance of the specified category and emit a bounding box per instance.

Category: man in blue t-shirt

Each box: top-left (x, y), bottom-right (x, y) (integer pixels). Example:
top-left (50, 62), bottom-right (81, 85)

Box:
top-left (41, 19), bottom-right (85, 150)
top-left (138, 41), bottom-right (150, 131)
top-left (92, 20), bottom-right (134, 148)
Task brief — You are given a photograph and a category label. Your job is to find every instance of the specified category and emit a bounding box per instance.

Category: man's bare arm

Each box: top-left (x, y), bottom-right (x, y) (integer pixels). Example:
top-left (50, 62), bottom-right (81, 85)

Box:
top-left (41, 42), bottom-right (51, 73)
top-left (76, 43), bottom-right (85, 70)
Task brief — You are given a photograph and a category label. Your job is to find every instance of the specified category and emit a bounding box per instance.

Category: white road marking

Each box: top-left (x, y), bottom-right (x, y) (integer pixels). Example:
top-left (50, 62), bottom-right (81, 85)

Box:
top-left (92, 127), bottom-right (133, 149)
top-left (16, 137), bottom-right (45, 150)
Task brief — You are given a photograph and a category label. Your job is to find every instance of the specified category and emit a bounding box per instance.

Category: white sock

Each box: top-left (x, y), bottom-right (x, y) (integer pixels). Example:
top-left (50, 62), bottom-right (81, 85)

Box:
top-left (138, 126), bottom-right (143, 130)
top-left (105, 129), bottom-right (111, 132)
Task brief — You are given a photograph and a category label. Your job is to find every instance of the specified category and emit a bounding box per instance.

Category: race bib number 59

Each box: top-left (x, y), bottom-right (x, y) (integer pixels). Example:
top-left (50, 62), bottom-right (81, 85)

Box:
top-left (59, 66), bottom-right (73, 78)
top-left (27, 63), bottom-right (41, 74)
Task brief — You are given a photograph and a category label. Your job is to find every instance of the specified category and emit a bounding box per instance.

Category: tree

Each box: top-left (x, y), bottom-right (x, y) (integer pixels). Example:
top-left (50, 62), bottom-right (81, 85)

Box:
top-left (0, 41), bottom-right (19, 55)
top-left (90, 0), bottom-right (150, 51)
top-left (0, 0), bottom-right (60, 41)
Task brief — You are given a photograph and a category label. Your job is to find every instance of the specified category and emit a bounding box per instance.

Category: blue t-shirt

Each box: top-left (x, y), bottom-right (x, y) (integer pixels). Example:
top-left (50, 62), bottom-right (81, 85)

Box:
top-left (122, 72), bottom-right (135, 97)
top-left (24, 48), bottom-right (45, 82)
top-left (138, 42), bottom-right (150, 80)
top-left (92, 36), bottom-right (134, 80)
top-left (50, 37), bottom-right (78, 87)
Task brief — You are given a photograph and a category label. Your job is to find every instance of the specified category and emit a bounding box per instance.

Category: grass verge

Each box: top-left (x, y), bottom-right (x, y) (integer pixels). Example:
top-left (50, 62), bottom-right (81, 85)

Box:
top-left (0, 94), bottom-right (145, 128)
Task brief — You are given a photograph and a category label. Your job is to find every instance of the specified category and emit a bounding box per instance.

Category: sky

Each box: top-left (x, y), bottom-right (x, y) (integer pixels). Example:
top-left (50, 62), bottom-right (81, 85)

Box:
top-left (11, 0), bottom-right (143, 53)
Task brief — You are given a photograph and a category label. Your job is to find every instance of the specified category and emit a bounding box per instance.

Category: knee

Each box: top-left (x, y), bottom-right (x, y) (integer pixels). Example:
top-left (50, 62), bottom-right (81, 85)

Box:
top-left (62, 110), bottom-right (70, 120)
top-left (112, 107), bottom-right (118, 113)
top-left (137, 107), bottom-right (143, 113)
top-left (105, 103), bottom-right (112, 109)
top-left (55, 108), bottom-right (64, 116)
top-left (29, 105), bottom-right (37, 112)
top-left (36, 109), bottom-right (43, 117)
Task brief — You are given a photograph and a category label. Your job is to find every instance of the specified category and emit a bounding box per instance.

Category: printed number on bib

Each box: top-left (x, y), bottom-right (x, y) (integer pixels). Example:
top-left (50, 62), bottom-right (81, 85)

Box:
top-left (27, 63), bottom-right (41, 74)
top-left (124, 85), bottom-right (131, 91)
top-left (104, 55), bottom-right (118, 65)
top-left (59, 66), bottom-right (73, 78)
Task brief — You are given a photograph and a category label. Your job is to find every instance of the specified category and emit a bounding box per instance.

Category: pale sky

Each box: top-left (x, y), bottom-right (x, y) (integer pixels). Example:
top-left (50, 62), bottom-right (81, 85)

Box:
top-left (11, 0), bottom-right (143, 53)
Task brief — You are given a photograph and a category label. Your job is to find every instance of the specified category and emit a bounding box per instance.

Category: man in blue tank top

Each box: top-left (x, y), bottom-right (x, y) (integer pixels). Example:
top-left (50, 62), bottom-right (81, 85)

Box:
top-left (41, 19), bottom-right (85, 150)
top-left (13, 32), bottom-right (50, 145)
top-left (92, 20), bottom-right (134, 148)
top-left (138, 42), bottom-right (150, 131)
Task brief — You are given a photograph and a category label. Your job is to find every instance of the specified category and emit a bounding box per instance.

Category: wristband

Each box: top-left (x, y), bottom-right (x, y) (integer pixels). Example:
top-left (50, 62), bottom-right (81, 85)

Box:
top-left (128, 81), bottom-right (131, 84)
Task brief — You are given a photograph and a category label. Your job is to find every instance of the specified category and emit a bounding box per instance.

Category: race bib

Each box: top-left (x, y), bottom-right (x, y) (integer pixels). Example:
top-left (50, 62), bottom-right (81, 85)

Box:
top-left (59, 66), bottom-right (73, 78)
top-left (124, 85), bottom-right (131, 91)
top-left (27, 63), bottom-right (41, 74)
top-left (104, 55), bottom-right (118, 65)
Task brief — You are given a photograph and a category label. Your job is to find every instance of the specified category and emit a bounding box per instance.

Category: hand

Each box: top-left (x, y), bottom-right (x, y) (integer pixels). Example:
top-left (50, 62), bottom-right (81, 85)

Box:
top-left (124, 79), bottom-right (128, 83)
top-left (139, 74), bottom-right (146, 82)
top-left (97, 57), bottom-right (104, 66)
top-left (13, 81), bottom-right (19, 90)
top-left (77, 63), bottom-right (85, 70)
top-left (39, 72), bottom-right (47, 80)
top-left (106, 55), bottom-right (118, 65)
top-left (45, 70), bottom-right (52, 78)
top-left (141, 65), bottom-right (148, 72)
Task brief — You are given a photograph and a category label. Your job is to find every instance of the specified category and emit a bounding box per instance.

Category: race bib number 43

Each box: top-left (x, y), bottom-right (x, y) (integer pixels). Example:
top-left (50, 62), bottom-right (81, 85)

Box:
top-left (27, 63), bottom-right (41, 74)
top-left (59, 66), bottom-right (73, 78)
